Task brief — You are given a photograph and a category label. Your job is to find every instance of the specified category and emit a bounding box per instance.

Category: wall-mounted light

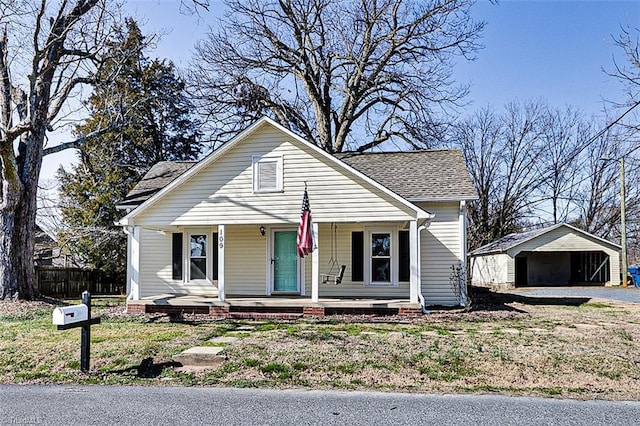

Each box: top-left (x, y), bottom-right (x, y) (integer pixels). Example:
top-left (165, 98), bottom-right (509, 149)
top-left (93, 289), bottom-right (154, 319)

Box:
top-left (259, 225), bottom-right (266, 236)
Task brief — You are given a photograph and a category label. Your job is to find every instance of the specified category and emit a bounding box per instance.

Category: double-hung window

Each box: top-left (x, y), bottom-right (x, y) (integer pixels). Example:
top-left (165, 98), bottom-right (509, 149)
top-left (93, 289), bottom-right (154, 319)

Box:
top-left (354, 228), bottom-right (409, 287)
top-left (369, 231), bottom-right (393, 286)
top-left (253, 155), bottom-right (283, 193)
top-left (172, 231), bottom-right (219, 282)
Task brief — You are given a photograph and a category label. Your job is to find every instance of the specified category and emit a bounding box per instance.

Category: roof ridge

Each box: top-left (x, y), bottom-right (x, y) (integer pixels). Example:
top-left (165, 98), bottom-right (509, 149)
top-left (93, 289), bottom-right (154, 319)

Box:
top-left (339, 148), bottom-right (460, 155)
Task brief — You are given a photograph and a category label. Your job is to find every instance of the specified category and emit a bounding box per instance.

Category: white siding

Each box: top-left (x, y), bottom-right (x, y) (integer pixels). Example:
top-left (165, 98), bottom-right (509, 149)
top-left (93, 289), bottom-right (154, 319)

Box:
top-left (135, 126), bottom-right (415, 226)
top-left (309, 223), bottom-right (410, 298)
top-left (507, 227), bottom-right (619, 255)
top-left (138, 228), bottom-right (218, 297)
top-left (137, 208), bottom-right (469, 301)
top-left (470, 253), bottom-right (511, 287)
top-left (419, 202), bottom-right (462, 306)
top-left (224, 225), bottom-right (269, 295)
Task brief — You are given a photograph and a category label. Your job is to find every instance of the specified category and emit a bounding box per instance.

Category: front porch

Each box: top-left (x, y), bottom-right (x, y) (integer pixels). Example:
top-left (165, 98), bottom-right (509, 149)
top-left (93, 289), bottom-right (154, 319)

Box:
top-left (126, 294), bottom-right (423, 318)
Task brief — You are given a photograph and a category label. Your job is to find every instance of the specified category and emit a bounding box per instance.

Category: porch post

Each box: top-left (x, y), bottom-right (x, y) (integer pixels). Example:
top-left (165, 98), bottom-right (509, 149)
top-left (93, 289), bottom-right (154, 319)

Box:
top-left (311, 222), bottom-right (319, 303)
top-left (218, 224), bottom-right (226, 302)
top-left (409, 220), bottom-right (419, 304)
top-left (127, 226), bottom-right (140, 300)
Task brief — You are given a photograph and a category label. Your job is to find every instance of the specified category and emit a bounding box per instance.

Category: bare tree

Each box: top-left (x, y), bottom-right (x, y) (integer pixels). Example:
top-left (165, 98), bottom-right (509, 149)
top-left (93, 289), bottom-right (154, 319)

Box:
top-left (533, 106), bottom-right (585, 224)
top-left (190, 0), bottom-right (484, 153)
top-left (455, 101), bottom-right (547, 249)
top-left (0, 0), bottom-right (119, 300)
top-left (572, 127), bottom-right (622, 236)
top-left (455, 106), bottom-right (503, 248)
top-left (608, 25), bottom-right (640, 122)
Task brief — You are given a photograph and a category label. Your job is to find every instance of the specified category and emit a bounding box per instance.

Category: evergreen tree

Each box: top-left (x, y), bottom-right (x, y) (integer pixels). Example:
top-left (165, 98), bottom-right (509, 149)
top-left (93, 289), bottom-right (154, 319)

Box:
top-left (58, 18), bottom-right (202, 275)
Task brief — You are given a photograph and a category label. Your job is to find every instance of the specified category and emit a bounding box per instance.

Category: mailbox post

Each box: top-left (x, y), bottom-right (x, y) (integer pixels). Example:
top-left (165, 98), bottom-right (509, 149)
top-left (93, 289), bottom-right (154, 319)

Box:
top-left (53, 290), bottom-right (101, 373)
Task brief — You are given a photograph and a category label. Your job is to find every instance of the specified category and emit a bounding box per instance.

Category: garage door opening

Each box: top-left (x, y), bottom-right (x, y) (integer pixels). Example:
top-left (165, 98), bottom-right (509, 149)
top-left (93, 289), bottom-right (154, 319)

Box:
top-left (515, 251), bottom-right (610, 287)
top-left (570, 251), bottom-right (610, 285)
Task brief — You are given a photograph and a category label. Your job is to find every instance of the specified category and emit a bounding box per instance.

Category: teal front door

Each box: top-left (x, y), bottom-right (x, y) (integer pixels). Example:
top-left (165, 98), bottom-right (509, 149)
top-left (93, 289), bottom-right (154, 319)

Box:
top-left (273, 231), bottom-right (299, 292)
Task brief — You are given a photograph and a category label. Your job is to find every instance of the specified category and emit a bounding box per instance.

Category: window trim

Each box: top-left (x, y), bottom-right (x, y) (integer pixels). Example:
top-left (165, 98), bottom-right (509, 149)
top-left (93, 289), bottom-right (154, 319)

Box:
top-left (187, 232), bottom-right (209, 282)
top-left (252, 155), bottom-right (283, 193)
top-left (182, 228), bottom-right (217, 285)
top-left (364, 227), bottom-right (398, 287)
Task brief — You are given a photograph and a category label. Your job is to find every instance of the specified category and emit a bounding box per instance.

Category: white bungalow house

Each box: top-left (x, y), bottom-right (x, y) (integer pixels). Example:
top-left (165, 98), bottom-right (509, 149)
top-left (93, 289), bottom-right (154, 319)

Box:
top-left (117, 117), bottom-right (477, 316)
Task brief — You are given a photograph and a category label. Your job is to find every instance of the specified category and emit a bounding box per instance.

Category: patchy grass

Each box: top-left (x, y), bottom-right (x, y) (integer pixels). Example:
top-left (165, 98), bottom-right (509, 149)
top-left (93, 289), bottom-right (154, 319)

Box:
top-left (1, 291), bottom-right (640, 400)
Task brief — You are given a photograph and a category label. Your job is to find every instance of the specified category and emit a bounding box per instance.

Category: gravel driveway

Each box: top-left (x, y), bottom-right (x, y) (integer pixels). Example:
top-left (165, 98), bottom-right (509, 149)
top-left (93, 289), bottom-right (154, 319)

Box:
top-left (509, 286), bottom-right (640, 303)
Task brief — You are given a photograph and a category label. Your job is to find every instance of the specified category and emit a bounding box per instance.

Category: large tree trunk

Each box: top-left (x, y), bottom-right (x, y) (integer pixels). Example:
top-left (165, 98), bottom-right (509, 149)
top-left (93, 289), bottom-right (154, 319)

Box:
top-left (0, 0), bottom-right (115, 301)
top-left (0, 194), bottom-right (37, 300)
top-left (0, 130), bottom-right (42, 300)
top-left (0, 207), bottom-right (19, 300)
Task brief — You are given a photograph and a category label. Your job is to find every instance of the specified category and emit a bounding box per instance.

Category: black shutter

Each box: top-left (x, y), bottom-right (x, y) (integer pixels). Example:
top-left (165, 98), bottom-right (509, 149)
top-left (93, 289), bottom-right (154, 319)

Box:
top-left (398, 230), bottom-right (410, 282)
top-left (351, 231), bottom-right (364, 281)
top-left (172, 233), bottom-right (183, 280)
top-left (212, 232), bottom-right (219, 280)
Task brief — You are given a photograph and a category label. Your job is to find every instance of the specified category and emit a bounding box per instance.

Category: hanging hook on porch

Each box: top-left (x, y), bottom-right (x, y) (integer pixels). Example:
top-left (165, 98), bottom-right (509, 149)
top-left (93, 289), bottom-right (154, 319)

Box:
top-left (321, 222), bottom-right (346, 285)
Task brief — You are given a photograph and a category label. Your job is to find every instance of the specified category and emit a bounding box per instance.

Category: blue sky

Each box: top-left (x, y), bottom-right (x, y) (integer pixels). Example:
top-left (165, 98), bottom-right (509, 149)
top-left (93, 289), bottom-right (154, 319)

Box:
top-left (455, 0), bottom-right (639, 116)
top-left (40, 0), bottom-right (640, 181)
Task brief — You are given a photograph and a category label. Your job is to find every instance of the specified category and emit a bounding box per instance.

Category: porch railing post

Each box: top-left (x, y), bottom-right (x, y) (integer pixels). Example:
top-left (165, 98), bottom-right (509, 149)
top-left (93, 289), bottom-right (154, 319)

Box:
top-left (218, 224), bottom-right (226, 302)
top-left (409, 220), bottom-right (419, 304)
top-left (311, 222), bottom-right (319, 303)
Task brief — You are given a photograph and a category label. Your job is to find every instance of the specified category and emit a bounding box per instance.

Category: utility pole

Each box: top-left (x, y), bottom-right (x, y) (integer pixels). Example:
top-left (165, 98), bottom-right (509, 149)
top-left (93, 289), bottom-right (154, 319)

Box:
top-left (620, 157), bottom-right (628, 288)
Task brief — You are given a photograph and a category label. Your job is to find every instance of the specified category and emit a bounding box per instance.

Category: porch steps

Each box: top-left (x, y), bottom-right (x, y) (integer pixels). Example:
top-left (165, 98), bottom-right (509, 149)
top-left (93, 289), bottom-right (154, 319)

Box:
top-left (227, 304), bottom-right (305, 319)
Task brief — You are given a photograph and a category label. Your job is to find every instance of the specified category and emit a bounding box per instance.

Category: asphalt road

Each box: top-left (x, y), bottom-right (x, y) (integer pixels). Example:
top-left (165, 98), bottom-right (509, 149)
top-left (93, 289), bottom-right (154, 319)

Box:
top-left (509, 286), bottom-right (640, 303)
top-left (1, 385), bottom-right (639, 425)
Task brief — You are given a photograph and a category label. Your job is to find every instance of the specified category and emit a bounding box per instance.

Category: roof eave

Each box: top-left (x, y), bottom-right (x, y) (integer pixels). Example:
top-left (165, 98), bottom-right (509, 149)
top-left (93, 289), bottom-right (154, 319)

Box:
top-left (409, 196), bottom-right (478, 203)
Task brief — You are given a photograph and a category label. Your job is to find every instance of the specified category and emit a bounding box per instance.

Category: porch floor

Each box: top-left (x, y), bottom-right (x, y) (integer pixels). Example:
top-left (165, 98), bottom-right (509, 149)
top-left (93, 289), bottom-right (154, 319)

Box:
top-left (126, 294), bottom-right (423, 318)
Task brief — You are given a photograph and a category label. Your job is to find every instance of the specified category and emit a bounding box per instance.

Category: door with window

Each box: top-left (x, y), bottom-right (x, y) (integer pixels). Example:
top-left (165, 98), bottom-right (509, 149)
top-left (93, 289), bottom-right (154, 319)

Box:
top-left (189, 234), bottom-right (208, 280)
top-left (273, 230), bottom-right (299, 292)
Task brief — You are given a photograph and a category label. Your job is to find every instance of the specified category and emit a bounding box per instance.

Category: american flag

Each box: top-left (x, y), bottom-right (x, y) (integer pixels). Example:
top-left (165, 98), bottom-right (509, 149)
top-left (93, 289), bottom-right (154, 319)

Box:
top-left (296, 187), bottom-right (314, 257)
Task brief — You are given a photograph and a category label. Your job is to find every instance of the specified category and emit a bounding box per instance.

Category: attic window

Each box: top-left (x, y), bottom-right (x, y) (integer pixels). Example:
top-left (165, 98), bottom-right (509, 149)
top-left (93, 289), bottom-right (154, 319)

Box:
top-left (253, 155), bottom-right (283, 192)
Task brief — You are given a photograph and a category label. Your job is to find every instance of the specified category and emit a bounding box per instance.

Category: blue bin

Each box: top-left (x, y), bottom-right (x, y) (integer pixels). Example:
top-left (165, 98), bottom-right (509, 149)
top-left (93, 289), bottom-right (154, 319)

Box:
top-left (627, 266), bottom-right (640, 287)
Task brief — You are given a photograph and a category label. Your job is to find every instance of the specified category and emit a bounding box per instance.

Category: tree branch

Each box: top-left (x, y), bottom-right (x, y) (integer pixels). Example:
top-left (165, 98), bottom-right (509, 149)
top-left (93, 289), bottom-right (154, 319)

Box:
top-left (43, 127), bottom-right (113, 156)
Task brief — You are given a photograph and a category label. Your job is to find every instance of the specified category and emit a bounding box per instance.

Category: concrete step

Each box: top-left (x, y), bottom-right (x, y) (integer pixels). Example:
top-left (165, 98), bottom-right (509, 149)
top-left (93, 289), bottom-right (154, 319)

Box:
top-left (172, 346), bottom-right (226, 367)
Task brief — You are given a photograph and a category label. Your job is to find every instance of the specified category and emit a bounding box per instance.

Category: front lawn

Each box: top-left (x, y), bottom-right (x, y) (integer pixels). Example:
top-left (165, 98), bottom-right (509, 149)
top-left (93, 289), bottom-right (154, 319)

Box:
top-left (1, 291), bottom-right (639, 400)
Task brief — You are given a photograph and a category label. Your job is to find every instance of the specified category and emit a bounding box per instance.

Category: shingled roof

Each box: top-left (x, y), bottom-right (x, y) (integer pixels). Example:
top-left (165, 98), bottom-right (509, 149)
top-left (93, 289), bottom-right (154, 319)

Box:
top-left (118, 161), bottom-right (197, 209)
top-left (338, 150), bottom-right (476, 201)
top-left (118, 150), bottom-right (477, 210)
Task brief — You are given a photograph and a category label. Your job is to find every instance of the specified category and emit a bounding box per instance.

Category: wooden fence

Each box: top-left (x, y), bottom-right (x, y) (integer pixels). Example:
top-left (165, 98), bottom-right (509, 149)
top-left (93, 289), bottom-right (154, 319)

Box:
top-left (36, 267), bottom-right (124, 298)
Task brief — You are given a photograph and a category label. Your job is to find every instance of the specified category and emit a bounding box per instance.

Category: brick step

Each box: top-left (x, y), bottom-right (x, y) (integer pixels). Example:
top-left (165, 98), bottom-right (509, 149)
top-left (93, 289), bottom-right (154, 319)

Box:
top-left (228, 305), bottom-right (305, 314)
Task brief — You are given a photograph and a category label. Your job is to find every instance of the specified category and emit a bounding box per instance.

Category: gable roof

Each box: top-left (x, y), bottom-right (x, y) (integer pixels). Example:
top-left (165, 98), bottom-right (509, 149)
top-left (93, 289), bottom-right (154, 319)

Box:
top-left (338, 150), bottom-right (477, 201)
top-left (469, 223), bottom-right (621, 256)
top-left (117, 117), bottom-right (472, 223)
top-left (119, 148), bottom-right (476, 210)
top-left (118, 161), bottom-right (197, 209)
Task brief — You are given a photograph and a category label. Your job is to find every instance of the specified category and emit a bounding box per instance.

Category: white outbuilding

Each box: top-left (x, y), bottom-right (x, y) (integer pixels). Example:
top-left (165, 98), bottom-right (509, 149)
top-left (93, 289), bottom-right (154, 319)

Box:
top-left (470, 223), bottom-right (621, 288)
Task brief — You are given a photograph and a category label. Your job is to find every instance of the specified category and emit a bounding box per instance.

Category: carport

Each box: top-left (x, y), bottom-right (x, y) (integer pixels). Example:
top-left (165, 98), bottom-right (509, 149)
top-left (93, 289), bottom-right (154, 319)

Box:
top-left (470, 223), bottom-right (621, 288)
